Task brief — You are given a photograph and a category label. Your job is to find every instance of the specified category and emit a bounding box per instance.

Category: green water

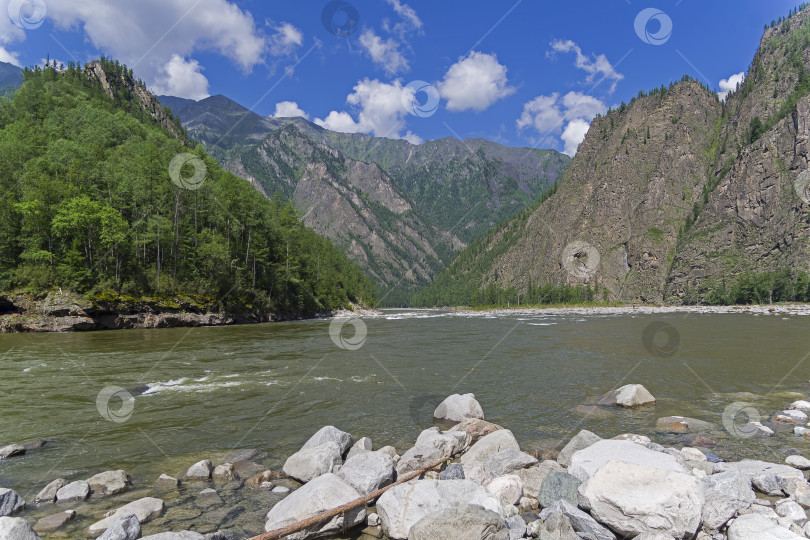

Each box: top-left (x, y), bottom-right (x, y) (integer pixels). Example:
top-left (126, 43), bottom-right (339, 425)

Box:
top-left (2, 309), bottom-right (810, 537)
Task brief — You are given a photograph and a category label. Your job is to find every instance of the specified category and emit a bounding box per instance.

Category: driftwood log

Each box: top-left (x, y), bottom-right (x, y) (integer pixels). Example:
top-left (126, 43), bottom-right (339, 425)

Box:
top-left (250, 456), bottom-right (451, 540)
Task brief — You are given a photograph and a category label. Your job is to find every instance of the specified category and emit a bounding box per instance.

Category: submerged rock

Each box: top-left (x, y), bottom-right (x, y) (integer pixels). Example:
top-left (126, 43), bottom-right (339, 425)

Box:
top-left (433, 393), bottom-right (485, 422)
top-left (97, 514), bottom-right (140, 540)
top-left (33, 510), bottom-right (75, 533)
top-left (0, 445), bottom-right (25, 460)
top-left (88, 497), bottom-right (164, 535)
top-left (655, 416), bottom-right (716, 433)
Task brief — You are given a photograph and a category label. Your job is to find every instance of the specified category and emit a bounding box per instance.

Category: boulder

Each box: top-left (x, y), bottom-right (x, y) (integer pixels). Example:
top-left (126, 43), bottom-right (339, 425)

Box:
top-left (538, 472), bottom-right (580, 508)
top-left (346, 437), bottom-right (373, 460)
top-left (0, 488), bottom-right (25, 516)
top-left (482, 449), bottom-right (537, 481)
top-left (87, 497), bottom-right (164, 535)
top-left (408, 504), bottom-right (508, 540)
top-left (87, 470), bottom-right (131, 496)
top-left (519, 461), bottom-right (564, 495)
top-left (55, 480), bottom-right (89, 501)
top-left (396, 444), bottom-right (446, 477)
top-left (775, 499), bottom-right (807, 525)
top-left (714, 460), bottom-right (804, 495)
top-left (301, 426), bottom-right (353, 455)
top-left (537, 512), bottom-right (579, 540)
top-left (33, 510), bottom-right (75, 532)
top-left (0, 517), bottom-right (39, 540)
top-left (97, 514), bottom-right (140, 540)
top-left (283, 441), bottom-right (343, 483)
top-left (460, 430), bottom-right (520, 465)
top-left (376, 479), bottom-right (504, 539)
top-left (212, 463), bottom-right (235, 482)
top-left (786, 455), bottom-right (810, 470)
top-left (140, 533), bottom-right (204, 539)
top-left (264, 473), bottom-right (365, 540)
top-left (485, 475), bottom-right (523, 506)
top-left (433, 393), bottom-right (485, 422)
top-left (701, 470), bottom-right (755, 530)
top-left (596, 384), bottom-right (655, 407)
top-left (557, 430), bottom-right (602, 467)
top-left (505, 514), bottom-right (526, 539)
top-left (185, 460), bottom-right (213, 479)
top-left (449, 418), bottom-right (503, 442)
top-left (414, 427), bottom-right (471, 457)
top-left (578, 461), bottom-right (704, 539)
top-left (727, 513), bottom-right (804, 539)
top-left (789, 400), bottom-right (810, 411)
top-left (337, 451), bottom-right (395, 495)
top-left (35, 479), bottom-right (66, 504)
top-left (440, 463), bottom-right (465, 480)
top-left (655, 416), bottom-right (716, 434)
top-left (0, 445), bottom-right (25, 460)
top-left (568, 440), bottom-right (686, 483)
top-left (612, 433), bottom-right (652, 445)
top-left (539, 500), bottom-right (615, 540)
top-left (155, 474), bottom-right (179, 489)
top-left (778, 410), bottom-right (809, 423)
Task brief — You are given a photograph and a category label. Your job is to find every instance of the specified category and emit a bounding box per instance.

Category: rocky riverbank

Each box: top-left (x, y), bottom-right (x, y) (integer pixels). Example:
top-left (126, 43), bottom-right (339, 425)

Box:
top-left (5, 387), bottom-right (810, 538)
top-left (452, 303), bottom-right (810, 318)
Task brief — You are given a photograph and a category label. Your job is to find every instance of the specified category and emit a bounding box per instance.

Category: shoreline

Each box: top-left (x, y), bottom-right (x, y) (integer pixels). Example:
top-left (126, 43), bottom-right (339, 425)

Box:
top-left (446, 303), bottom-right (810, 317)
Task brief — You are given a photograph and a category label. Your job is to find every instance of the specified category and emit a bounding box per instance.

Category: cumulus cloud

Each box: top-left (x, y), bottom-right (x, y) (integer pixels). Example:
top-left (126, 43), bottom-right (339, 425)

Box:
top-left (548, 40), bottom-right (623, 93)
top-left (269, 22), bottom-right (303, 57)
top-left (273, 101), bottom-right (309, 120)
top-left (517, 91), bottom-right (606, 156)
top-left (151, 55), bottom-right (209, 100)
top-left (718, 71), bottom-right (745, 101)
top-left (314, 78), bottom-right (420, 143)
top-left (359, 29), bottom-right (409, 75)
top-left (0, 46), bottom-right (21, 66)
top-left (438, 51), bottom-right (515, 112)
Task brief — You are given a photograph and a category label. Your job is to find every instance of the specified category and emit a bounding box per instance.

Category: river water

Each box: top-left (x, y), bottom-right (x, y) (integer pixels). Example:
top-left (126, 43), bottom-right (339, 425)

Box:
top-left (2, 308), bottom-right (810, 537)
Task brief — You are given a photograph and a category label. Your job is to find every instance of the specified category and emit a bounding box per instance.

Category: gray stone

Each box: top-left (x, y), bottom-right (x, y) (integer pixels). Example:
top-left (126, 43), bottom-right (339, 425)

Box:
top-left (634, 534), bottom-right (676, 540)
top-left (141, 533), bottom-right (204, 540)
top-left (448, 418), bottom-right (503, 442)
top-left (505, 515), bottom-right (526, 539)
top-left (701, 469), bottom-right (756, 530)
top-left (337, 451), bottom-right (395, 495)
top-left (433, 393), bottom-right (485, 422)
top-left (264, 473), bottom-right (365, 540)
top-left (538, 472), bottom-right (580, 508)
top-left (460, 429), bottom-right (520, 465)
top-left (485, 475), bottom-right (523, 506)
top-left (557, 430), bottom-right (602, 467)
top-left (87, 470), bottom-right (131, 496)
top-left (714, 460), bottom-right (804, 496)
top-left (212, 463), bottom-right (235, 482)
top-left (786, 455), bottom-right (810, 470)
top-left (0, 488), bottom-right (25, 516)
top-left (538, 512), bottom-right (579, 540)
top-left (88, 497), bottom-right (164, 535)
top-left (55, 480), bottom-right (89, 501)
top-left (283, 441), bottom-right (343, 483)
top-left (301, 425), bottom-right (353, 455)
top-left (196, 488), bottom-right (222, 507)
top-left (376, 479), bottom-right (504, 539)
top-left (596, 384), bottom-right (655, 407)
top-left (440, 463), bottom-right (465, 480)
top-left (33, 510), bottom-right (75, 532)
top-left (346, 437), bottom-right (373, 460)
top-left (271, 486), bottom-right (290, 494)
top-left (568, 440), bottom-right (687, 483)
top-left (578, 461), bottom-right (704, 539)
top-left (775, 499), bottom-right (807, 525)
top-left (35, 479), bottom-right (66, 504)
top-left (97, 514), bottom-right (140, 540)
top-left (396, 444), bottom-right (445, 477)
top-left (185, 460), bottom-right (213, 480)
top-left (407, 504), bottom-right (508, 540)
top-left (483, 449), bottom-right (537, 481)
top-left (727, 513), bottom-right (804, 539)
top-left (518, 461), bottom-right (564, 495)
top-left (0, 445), bottom-right (25, 460)
top-left (0, 516), bottom-right (39, 540)
top-left (539, 500), bottom-right (615, 540)
top-left (155, 474), bottom-right (179, 488)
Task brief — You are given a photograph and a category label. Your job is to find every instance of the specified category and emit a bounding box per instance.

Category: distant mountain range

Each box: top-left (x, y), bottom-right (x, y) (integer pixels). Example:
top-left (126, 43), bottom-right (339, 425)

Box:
top-left (0, 61), bottom-right (22, 98)
top-left (159, 93), bottom-right (570, 302)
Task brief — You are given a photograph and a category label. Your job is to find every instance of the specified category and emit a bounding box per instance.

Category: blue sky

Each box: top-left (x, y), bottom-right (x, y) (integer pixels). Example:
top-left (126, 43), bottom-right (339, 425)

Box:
top-left (0, 0), bottom-right (805, 154)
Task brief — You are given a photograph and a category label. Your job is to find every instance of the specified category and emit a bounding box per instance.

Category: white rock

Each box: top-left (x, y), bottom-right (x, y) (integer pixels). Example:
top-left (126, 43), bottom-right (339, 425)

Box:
top-left (35, 479), bottom-right (66, 504)
top-left (789, 400), bottom-right (810, 411)
top-left (568, 440), bottom-right (687, 483)
top-left (55, 480), bottom-right (89, 501)
top-left (336, 451), bottom-right (395, 495)
top-left (460, 429), bottom-right (520, 465)
top-left (88, 497), bottom-right (164, 535)
top-left (727, 513), bottom-right (804, 539)
top-left (433, 393), bottom-right (485, 422)
top-left (795, 426), bottom-right (810, 436)
top-left (714, 460), bottom-right (804, 495)
top-left (283, 441), bottom-right (342, 483)
top-left (185, 460), bottom-right (212, 479)
top-left (367, 512), bottom-right (380, 527)
top-left (613, 433), bottom-right (652, 445)
top-left (407, 504), bottom-right (508, 540)
top-left (701, 470), bottom-right (756, 530)
top-left (779, 410), bottom-right (809, 423)
top-left (775, 499), bottom-right (807, 525)
top-left (301, 426), bottom-right (353, 455)
top-left (345, 437), bottom-right (372, 460)
top-left (557, 430), bottom-right (602, 467)
top-left (0, 516), bottom-right (39, 540)
top-left (415, 427), bottom-right (471, 457)
top-left (86, 470), bottom-right (131, 496)
top-left (680, 447), bottom-right (707, 462)
top-left (396, 443), bottom-right (445, 476)
top-left (786, 455), bottom-right (810, 470)
top-left (745, 422), bottom-right (774, 436)
top-left (376, 479), bottom-right (504, 539)
top-left (596, 384), bottom-right (655, 407)
top-left (578, 460), bottom-right (704, 539)
top-left (485, 474), bottom-right (523, 506)
top-left (518, 461), bottom-right (564, 496)
top-left (271, 486), bottom-right (290, 494)
top-left (264, 473), bottom-right (365, 540)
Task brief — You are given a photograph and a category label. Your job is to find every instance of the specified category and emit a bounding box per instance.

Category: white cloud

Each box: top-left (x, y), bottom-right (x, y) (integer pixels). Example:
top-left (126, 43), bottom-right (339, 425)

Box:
top-left (549, 40), bottom-right (623, 93)
top-left (0, 46), bottom-right (21, 66)
top-left (438, 51), bottom-right (515, 112)
top-left (273, 101), bottom-right (309, 120)
top-left (517, 91), bottom-right (605, 156)
top-left (718, 71), bottom-right (745, 101)
top-left (269, 22), bottom-right (303, 57)
top-left (384, 0), bottom-right (422, 32)
top-left (314, 78), bottom-right (420, 142)
top-left (358, 29), bottom-right (409, 75)
top-left (151, 55), bottom-right (209, 100)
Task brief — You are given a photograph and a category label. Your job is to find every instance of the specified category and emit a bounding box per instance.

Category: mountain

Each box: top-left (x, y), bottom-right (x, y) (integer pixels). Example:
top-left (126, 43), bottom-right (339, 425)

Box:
top-left (0, 59), bottom-right (375, 318)
top-left (0, 61), bottom-right (22, 97)
top-left (159, 94), bottom-right (570, 300)
top-left (417, 5), bottom-right (810, 306)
